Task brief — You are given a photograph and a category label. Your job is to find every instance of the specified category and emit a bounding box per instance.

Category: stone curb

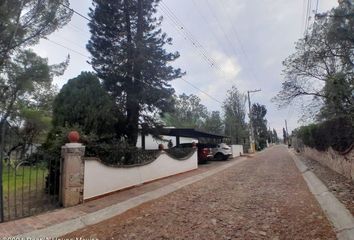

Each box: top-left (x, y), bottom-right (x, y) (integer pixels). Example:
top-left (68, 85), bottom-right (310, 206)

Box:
top-left (289, 150), bottom-right (354, 240)
top-left (14, 157), bottom-right (248, 238)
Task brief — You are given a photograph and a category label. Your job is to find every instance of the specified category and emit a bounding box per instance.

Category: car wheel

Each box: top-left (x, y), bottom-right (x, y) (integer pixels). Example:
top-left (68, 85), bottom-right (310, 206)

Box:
top-left (214, 153), bottom-right (224, 161)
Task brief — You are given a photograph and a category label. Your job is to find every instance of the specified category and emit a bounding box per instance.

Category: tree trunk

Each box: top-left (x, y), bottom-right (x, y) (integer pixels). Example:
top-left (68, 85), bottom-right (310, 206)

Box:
top-left (126, 95), bottom-right (139, 146)
top-left (124, 0), bottom-right (140, 147)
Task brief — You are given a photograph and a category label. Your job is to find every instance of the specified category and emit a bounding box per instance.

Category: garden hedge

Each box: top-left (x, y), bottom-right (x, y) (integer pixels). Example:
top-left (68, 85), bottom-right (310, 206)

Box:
top-left (296, 117), bottom-right (353, 152)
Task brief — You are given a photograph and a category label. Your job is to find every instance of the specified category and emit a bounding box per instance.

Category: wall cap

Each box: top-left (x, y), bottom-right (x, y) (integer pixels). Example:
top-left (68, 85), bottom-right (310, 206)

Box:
top-left (64, 143), bottom-right (84, 148)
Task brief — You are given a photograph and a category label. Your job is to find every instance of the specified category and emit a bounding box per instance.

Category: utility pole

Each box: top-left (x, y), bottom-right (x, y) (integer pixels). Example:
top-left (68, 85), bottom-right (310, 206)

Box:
top-left (247, 89), bottom-right (261, 153)
top-left (285, 119), bottom-right (289, 146)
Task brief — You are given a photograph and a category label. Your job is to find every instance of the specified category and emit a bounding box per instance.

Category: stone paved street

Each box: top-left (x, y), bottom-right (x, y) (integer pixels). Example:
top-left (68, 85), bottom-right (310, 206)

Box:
top-left (64, 146), bottom-right (336, 239)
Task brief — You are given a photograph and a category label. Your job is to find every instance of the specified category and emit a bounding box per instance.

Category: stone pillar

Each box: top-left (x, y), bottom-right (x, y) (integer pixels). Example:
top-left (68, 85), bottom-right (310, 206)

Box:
top-left (60, 142), bottom-right (85, 207)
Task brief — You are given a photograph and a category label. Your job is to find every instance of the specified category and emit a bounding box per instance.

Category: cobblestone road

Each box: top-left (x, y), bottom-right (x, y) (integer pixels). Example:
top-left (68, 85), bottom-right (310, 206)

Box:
top-left (64, 146), bottom-right (336, 239)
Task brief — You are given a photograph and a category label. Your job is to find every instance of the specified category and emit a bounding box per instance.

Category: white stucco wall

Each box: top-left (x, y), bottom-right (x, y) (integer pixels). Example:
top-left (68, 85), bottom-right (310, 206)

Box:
top-left (83, 150), bottom-right (198, 200)
top-left (232, 145), bottom-right (244, 157)
top-left (136, 133), bottom-right (198, 150)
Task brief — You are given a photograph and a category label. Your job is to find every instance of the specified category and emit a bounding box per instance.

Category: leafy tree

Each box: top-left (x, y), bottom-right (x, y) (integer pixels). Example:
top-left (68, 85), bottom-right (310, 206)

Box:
top-left (0, 50), bottom-right (68, 125)
top-left (319, 73), bottom-right (353, 120)
top-left (87, 0), bottom-right (183, 146)
top-left (272, 129), bottom-right (279, 143)
top-left (274, 0), bottom-right (354, 120)
top-left (251, 103), bottom-right (268, 150)
top-left (283, 128), bottom-right (288, 144)
top-left (223, 86), bottom-right (248, 144)
top-left (0, 0), bottom-right (72, 69)
top-left (52, 72), bottom-right (123, 137)
top-left (163, 93), bottom-right (208, 128)
top-left (203, 111), bottom-right (224, 134)
top-left (267, 128), bottom-right (274, 144)
top-left (0, 50), bottom-right (67, 164)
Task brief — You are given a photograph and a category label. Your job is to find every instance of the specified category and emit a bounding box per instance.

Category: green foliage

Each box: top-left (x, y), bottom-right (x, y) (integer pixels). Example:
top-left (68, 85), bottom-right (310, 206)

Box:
top-left (203, 111), bottom-right (224, 135)
top-left (0, 50), bottom-right (67, 123)
top-left (52, 72), bottom-right (123, 137)
top-left (320, 73), bottom-right (353, 120)
top-left (283, 128), bottom-right (287, 144)
top-left (85, 142), bottom-right (159, 166)
top-left (87, 0), bottom-right (183, 146)
top-left (2, 165), bottom-right (47, 195)
top-left (275, 1), bottom-right (354, 120)
top-left (0, 0), bottom-right (72, 67)
top-left (0, 50), bottom-right (63, 158)
top-left (19, 107), bottom-right (52, 143)
top-left (295, 117), bottom-right (354, 152)
top-left (268, 128), bottom-right (279, 144)
top-left (223, 86), bottom-right (248, 144)
top-left (251, 103), bottom-right (268, 150)
top-left (163, 94), bottom-right (208, 129)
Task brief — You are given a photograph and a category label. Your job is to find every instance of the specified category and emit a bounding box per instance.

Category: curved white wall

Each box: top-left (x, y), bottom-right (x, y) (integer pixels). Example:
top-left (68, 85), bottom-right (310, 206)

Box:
top-left (83, 151), bottom-right (198, 200)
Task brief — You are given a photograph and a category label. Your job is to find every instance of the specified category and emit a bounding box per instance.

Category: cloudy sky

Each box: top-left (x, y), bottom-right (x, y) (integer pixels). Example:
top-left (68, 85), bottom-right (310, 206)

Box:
top-left (33, 0), bottom-right (338, 136)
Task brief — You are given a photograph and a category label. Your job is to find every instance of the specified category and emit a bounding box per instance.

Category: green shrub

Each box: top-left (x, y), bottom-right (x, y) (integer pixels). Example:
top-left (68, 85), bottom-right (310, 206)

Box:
top-left (295, 117), bottom-right (353, 152)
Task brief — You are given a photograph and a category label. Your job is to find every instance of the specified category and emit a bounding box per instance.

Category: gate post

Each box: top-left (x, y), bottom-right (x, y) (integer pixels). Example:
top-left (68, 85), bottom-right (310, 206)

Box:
top-left (60, 136), bottom-right (85, 208)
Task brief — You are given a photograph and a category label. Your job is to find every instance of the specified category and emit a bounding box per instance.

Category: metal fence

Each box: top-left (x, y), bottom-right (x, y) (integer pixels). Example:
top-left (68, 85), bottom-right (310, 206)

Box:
top-left (0, 122), bottom-right (60, 222)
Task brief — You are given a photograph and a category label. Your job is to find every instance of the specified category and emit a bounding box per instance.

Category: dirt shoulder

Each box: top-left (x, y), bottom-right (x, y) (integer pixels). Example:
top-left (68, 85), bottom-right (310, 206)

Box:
top-left (299, 153), bottom-right (354, 215)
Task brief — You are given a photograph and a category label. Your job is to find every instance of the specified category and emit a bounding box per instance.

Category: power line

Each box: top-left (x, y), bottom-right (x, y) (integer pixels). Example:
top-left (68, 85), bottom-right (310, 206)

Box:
top-left (44, 37), bottom-right (223, 105)
top-left (67, 23), bottom-right (89, 35)
top-left (305, 0), bottom-right (310, 32)
top-left (315, 0), bottom-right (320, 16)
top-left (62, 1), bottom-right (227, 80)
top-left (59, 3), bottom-right (91, 21)
top-left (43, 37), bottom-right (90, 58)
top-left (204, 0), bottom-right (239, 59)
top-left (159, 2), bottom-right (225, 74)
top-left (159, 5), bottom-right (218, 69)
top-left (51, 3), bottom-right (225, 105)
top-left (301, 0), bottom-right (307, 35)
top-left (216, 0), bottom-right (260, 83)
top-left (54, 34), bottom-right (88, 52)
top-left (180, 76), bottom-right (223, 104)
top-left (190, 0), bottom-right (229, 54)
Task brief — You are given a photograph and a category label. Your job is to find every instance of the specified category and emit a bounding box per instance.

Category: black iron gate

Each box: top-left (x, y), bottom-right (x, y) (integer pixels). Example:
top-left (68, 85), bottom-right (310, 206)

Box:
top-left (0, 122), bottom-right (61, 222)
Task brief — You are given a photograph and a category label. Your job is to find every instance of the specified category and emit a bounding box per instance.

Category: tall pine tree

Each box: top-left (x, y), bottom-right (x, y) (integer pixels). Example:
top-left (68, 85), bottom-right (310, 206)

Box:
top-left (87, 0), bottom-right (183, 146)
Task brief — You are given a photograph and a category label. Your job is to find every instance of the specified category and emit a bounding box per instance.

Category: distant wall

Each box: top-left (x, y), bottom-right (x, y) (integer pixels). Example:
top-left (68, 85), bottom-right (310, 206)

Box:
top-left (303, 147), bottom-right (354, 181)
top-left (232, 145), bottom-right (244, 158)
top-left (83, 150), bottom-right (198, 200)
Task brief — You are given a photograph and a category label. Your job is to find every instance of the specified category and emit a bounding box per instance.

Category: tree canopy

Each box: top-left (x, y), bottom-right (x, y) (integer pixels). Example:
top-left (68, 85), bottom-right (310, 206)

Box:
top-left (87, 0), bottom-right (183, 146)
top-left (275, 0), bottom-right (354, 121)
top-left (52, 72), bottom-right (122, 137)
top-left (223, 86), bottom-right (248, 144)
top-left (0, 50), bottom-right (68, 124)
top-left (203, 111), bottom-right (224, 135)
top-left (163, 93), bottom-right (208, 129)
top-left (251, 103), bottom-right (268, 150)
top-left (0, 0), bottom-right (72, 69)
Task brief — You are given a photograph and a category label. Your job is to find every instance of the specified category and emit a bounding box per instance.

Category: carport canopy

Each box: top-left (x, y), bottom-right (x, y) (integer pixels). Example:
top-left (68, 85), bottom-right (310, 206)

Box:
top-left (141, 128), bottom-right (230, 148)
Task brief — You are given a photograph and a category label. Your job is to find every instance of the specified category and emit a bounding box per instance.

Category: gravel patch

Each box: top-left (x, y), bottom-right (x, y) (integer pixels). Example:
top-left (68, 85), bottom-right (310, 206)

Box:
top-left (299, 153), bottom-right (354, 215)
top-left (64, 146), bottom-right (336, 240)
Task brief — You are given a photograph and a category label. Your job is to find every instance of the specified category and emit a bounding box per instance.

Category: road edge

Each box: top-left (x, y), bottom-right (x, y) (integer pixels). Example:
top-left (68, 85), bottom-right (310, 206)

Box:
top-left (14, 157), bottom-right (248, 238)
top-left (289, 150), bottom-right (354, 240)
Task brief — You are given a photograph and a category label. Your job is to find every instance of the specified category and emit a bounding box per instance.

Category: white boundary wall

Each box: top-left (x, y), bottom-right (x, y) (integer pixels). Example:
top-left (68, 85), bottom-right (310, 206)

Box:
top-left (232, 145), bottom-right (244, 158)
top-left (83, 151), bottom-right (198, 200)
